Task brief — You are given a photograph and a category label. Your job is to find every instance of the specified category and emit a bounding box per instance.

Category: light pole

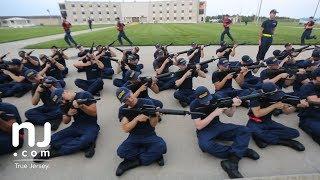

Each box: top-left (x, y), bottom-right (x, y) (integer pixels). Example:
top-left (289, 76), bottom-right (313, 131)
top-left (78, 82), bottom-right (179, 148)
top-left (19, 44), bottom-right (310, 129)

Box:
top-left (47, 9), bottom-right (52, 25)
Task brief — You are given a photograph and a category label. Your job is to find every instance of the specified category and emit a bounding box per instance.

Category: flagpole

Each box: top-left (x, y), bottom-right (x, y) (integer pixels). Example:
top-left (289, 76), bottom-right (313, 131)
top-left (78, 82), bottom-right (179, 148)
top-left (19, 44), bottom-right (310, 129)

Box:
top-left (314, 0), bottom-right (320, 18)
top-left (47, 9), bottom-right (52, 25)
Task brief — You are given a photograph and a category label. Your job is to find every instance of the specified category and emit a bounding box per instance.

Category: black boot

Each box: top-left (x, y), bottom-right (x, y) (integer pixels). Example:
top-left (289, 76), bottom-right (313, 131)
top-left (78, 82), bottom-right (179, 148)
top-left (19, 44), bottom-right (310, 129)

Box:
top-left (84, 143), bottom-right (96, 158)
top-left (179, 101), bottom-right (188, 108)
top-left (157, 155), bottom-right (164, 166)
top-left (33, 148), bottom-right (61, 163)
top-left (277, 139), bottom-right (305, 151)
top-left (220, 155), bottom-right (243, 179)
top-left (253, 136), bottom-right (268, 148)
top-left (116, 159), bottom-right (140, 176)
top-left (244, 148), bottom-right (260, 160)
top-left (49, 118), bottom-right (62, 131)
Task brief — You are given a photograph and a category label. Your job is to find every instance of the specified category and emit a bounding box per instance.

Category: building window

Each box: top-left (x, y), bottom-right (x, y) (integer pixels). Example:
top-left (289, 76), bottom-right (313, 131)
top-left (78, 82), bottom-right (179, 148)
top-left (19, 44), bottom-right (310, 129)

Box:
top-left (89, 4), bottom-right (92, 7)
top-left (167, 17), bottom-right (169, 20)
top-left (153, 17), bottom-right (155, 20)
top-left (159, 4), bottom-right (162, 7)
top-left (71, 4), bottom-right (75, 7)
top-left (106, 4), bottom-right (108, 7)
top-left (73, 12), bottom-right (76, 15)
top-left (189, 2), bottom-right (193, 5)
top-left (97, 4), bottom-right (101, 7)
top-left (181, 17), bottom-right (184, 20)
top-left (182, 3), bottom-right (185, 6)
top-left (174, 17), bottom-right (177, 20)
top-left (82, 11), bottom-right (85, 15)
top-left (74, 19), bottom-right (77, 22)
top-left (113, 4), bottom-right (116, 8)
top-left (99, 18), bottom-right (102, 21)
top-left (83, 18), bottom-right (86, 22)
top-left (90, 11), bottom-right (94, 14)
top-left (160, 17), bottom-right (162, 20)
top-left (174, 3), bottom-right (177, 6)
top-left (189, 10), bottom-right (192, 13)
top-left (167, 10), bottom-right (169, 13)
top-left (153, 11), bottom-right (155, 14)
top-left (160, 11), bottom-right (162, 13)
top-left (181, 10), bottom-right (184, 13)
top-left (107, 18), bottom-right (110, 21)
top-left (153, 4), bottom-right (155, 7)
top-left (174, 10), bottom-right (177, 13)
top-left (98, 11), bottom-right (102, 14)
top-left (167, 3), bottom-right (170, 6)
top-left (106, 11), bottom-right (109, 14)
top-left (80, 4), bottom-right (84, 7)
top-left (114, 11), bottom-right (117, 14)
top-left (189, 17), bottom-right (192, 20)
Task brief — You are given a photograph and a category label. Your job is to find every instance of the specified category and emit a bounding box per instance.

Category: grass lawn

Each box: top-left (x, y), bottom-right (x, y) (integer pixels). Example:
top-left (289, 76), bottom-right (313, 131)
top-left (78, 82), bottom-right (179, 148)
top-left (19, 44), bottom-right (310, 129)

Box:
top-left (0, 24), bottom-right (110, 43)
top-left (25, 22), bottom-right (319, 49)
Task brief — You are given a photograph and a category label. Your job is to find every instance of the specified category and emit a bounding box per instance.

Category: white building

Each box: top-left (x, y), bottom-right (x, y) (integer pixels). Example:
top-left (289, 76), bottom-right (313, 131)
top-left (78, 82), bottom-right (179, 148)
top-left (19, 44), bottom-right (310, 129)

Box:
top-left (58, 0), bottom-right (206, 25)
top-left (0, 17), bottom-right (34, 28)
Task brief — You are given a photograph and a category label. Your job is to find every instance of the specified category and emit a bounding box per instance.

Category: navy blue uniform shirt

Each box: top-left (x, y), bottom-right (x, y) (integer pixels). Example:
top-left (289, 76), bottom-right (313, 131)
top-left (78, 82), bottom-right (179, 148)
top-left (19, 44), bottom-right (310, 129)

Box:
top-left (118, 98), bottom-right (155, 136)
top-left (261, 19), bottom-right (277, 35)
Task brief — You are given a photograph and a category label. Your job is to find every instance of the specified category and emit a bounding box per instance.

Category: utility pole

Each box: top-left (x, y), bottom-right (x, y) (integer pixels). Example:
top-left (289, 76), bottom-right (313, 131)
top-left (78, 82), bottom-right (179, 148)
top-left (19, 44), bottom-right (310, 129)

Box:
top-left (256, 0), bottom-right (263, 23)
top-left (313, 0), bottom-right (320, 18)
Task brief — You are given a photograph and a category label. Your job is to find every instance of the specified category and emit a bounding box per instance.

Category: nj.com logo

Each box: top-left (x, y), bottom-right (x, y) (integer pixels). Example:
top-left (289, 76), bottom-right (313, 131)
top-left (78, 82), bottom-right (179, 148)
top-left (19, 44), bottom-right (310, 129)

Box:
top-left (12, 122), bottom-right (51, 158)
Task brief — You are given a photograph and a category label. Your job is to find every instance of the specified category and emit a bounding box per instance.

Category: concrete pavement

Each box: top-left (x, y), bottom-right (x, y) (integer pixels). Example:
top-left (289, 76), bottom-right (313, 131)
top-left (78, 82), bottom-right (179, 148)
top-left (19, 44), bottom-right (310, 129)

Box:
top-left (0, 34), bottom-right (319, 180)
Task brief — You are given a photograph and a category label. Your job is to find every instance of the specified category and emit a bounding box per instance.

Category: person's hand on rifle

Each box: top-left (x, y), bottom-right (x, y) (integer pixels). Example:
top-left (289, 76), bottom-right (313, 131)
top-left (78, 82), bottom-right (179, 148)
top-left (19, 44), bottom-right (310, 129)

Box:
top-left (298, 99), bottom-right (309, 108)
top-left (232, 97), bottom-right (242, 107)
top-left (136, 114), bottom-right (149, 122)
top-left (138, 83), bottom-right (148, 92)
top-left (1, 69), bottom-right (11, 76)
top-left (35, 85), bottom-right (45, 93)
top-left (240, 67), bottom-right (248, 75)
top-left (45, 61), bottom-right (51, 69)
top-left (279, 73), bottom-right (289, 79)
top-left (272, 102), bottom-right (285, 110)
top-left (184, 69), bottom-right (193, 78)
top-left (233, 44), bottom-right (238, 49)
top-left (72, 100), bottom-right (80, 109)
top-left (67, 108), bottom-right (77, 116)
top-left (200, 45), bottom-right (205, 50)
top-left (151, 78), bottom-right (158, 87)
top-left (212, 108), bottom-right (227, 117)
top-left (224, 73), bottom-right (234, 80)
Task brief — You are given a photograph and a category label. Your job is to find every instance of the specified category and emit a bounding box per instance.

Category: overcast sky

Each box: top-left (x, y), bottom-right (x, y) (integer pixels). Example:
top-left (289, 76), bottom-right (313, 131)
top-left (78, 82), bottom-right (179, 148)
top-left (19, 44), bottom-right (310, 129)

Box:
top-left (0, 0), bottom-right (317, 18)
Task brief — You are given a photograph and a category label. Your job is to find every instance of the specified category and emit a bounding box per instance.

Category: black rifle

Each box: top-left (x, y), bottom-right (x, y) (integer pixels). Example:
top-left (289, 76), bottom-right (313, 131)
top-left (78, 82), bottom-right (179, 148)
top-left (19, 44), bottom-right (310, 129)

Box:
top-left (265, 68), bottom-right (301, 77)
top-left (139, 76), bottom-right (153, 87)
top-left (156, 57), bottom-right (221, 79)
top-left (0, 112), bottom-right (15, 121)
top-left (0, 92), bottom-right (2, 102)
top-left (0, 63), bottom-right (9, 74)
top-left (89, 42), bottom-right (95, 54)
top-left (51, 48), bottom-right (68, 58)
top-left (0, 53), bottom-right (9, 60)
top-left (61, 98), bottom-right (101, 115)
top-left (292, 45), bottom-right (311, 53)
top-left (155, 42), bottom-right (173, 49)
top-left (224, 43), bottom-right (246, 49)
top-left (218, 63), bottom-right (267, 78)
top-left (26, 50), bottom-right (35, 56)
top-left (274, 95), bottom-right (320, 108)
top-left (122, 104), bottom-right (205, 117)
top-left (114, 47), bottom-right (125, 53)
top-left (212, 91), bottom-right (275, 108)
top-left (108, 40), bottom-right (116, 47)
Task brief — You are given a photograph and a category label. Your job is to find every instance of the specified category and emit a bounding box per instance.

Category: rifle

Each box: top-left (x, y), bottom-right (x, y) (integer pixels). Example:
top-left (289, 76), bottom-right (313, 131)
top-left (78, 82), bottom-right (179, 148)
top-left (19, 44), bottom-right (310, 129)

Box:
top-left (108, 40), bottom-right (116, 47)
top-left (51, 48), bottom-right (68, 58)
top-left (122, 104), bottom-right (205, 117)
top-left (114, 47), bottom-right (125, 53)
top-left (89, 42), bottom-right (95, 54)
top-left (211, 91), bottom-right (275, 108)
top-left (223, 63), bottom-right (267, 77)
top-left (0, 92), bottom-right (2, 102)
top-left (0, 112), bottom-right (15, 121)
top-left (26, 50), bottom-right (35, 56)
top-left (274, 95), bottom-right (320, 108)
top-left (265, 68), bottom-right (301, 77)
top-left (156, 57), bottom-right (221, 79)
top-left (0, 52), bottom-right (9, 60)
top-left (292, 45), bottom-right (311, 53)
top-left (60, 98), bottom-right (101, 114)
top-left (225, 43), bottom-right (246, 49)
top-left (0, 63), bottom-right (9, 73)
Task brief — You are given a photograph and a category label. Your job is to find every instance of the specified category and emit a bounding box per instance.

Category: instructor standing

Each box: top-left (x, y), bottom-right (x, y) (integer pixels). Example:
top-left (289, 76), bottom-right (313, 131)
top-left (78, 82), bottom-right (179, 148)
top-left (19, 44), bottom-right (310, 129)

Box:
top-left (301, 17), bottom-right (317, 45)
top-left (220, 14), bottom-right (234, 43)
top-left (116, 17), bottom-right (133, 46)
top-left (256, 9), bottom-right (278, 62)
top-left (62, 17), bottom-right (77, 47)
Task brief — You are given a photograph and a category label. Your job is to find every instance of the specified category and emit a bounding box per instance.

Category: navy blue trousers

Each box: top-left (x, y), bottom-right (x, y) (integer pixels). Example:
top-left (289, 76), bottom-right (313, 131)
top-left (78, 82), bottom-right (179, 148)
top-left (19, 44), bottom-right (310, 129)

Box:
top-left (0, 82), bottom-right (32, 98)
top-left (25, 105), bottom-right (62, 126)
top-left (101, 68), bottom-right (114, 79)
top-left (51, 124), bottom-right (100, 155)
top-left (299, 116), bottom-right (320, 145)
top-left (247, 119), bottom-right (299, 144)
top-left (215, 88), bottom-right (252, 99)
top-left (256, 37), bottom-right (273, 61)
top-left (174, 89), bottom-right (196, 105)
top-left (157, 76), bottom-right (176, 91)
top-left (75, 78), bottom-right (104, 95)
top-left (117, 134), bottom-right (167, 165)
top-left (197, 122), bottom-right (251, 159)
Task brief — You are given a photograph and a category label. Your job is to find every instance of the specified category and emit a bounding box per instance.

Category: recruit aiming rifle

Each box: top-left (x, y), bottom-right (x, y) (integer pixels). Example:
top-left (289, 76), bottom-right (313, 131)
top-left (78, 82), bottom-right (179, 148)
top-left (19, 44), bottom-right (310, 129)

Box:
top-left (122, 104), bottom-right (205, 117)
top-left (156, 57), bottom-right (222, 79)
top-left (51, 48), bottom-right (68, 58)
top-left (60, 98), bottom-right (101, 115)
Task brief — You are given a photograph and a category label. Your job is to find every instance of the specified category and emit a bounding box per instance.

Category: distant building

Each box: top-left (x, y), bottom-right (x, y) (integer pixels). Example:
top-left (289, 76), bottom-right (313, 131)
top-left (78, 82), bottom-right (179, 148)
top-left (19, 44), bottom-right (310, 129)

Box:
top-left (58, 0), bottom-right (206, 25)
top-left (0, 16), bottom-right (61, 27)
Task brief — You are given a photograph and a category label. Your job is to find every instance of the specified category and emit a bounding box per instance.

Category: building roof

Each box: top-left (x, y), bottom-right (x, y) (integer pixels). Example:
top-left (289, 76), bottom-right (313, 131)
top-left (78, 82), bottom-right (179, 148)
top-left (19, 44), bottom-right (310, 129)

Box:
top-left (4, 17), bottom-right (29, 21)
